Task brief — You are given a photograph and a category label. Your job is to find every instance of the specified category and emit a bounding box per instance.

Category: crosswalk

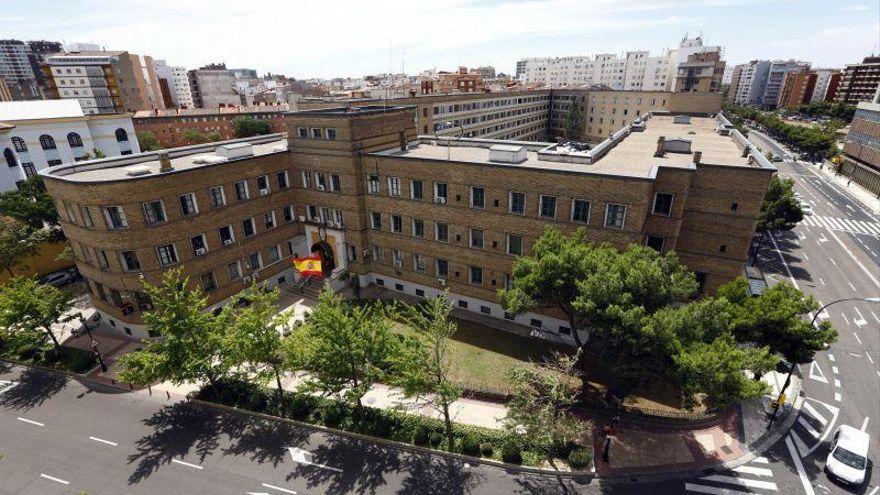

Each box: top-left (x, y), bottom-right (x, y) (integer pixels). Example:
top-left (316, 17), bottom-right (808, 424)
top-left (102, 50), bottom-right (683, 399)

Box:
top-left (789, 397), bottom-right (839, 459)
top-left (684, 457), bottom-right (778, 494)
top-left (800, 214), bottom-right (880, 236)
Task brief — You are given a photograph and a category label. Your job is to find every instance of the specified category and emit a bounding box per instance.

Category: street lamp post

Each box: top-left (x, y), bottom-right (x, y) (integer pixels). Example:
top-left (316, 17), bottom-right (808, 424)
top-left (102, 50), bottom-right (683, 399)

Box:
top-left (768, 296), bottom-right (880, 428)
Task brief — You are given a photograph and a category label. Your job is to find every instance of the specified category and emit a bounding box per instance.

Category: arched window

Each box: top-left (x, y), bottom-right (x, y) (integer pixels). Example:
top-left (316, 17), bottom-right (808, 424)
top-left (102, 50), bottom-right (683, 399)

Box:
top-left (67, 132), bottom-right (84, 148)
top-left (4, 148), bottom-right (17, 168)
top-left (39, 134), bottom-right (56, 150)
top-left (11, 137), bottom-right (27, 152)
top-left (115, 128), bottom-right (129, 142)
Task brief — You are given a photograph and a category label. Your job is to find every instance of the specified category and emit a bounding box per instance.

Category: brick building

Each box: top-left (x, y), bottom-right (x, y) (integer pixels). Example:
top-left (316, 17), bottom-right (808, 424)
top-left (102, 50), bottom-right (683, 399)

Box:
top-left (837, 89), bottom-right (880, 195)
top-left (836, 57), bottom-right (880, 105)
top-left (133, 105), bottom-right (288, 148)
top-left (778, 70), bottom-right (817, 108)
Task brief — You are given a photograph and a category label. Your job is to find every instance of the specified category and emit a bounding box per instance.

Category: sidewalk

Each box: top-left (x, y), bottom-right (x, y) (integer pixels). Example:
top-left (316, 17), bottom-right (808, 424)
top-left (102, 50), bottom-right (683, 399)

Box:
top-left (812, 161), bottom-right (880, 215)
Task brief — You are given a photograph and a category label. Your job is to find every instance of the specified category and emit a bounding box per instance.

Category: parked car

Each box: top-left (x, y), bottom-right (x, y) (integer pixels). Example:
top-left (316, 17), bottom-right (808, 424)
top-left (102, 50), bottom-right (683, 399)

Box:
top-left (826, 425), bottom-right (870, 486)
top-left (42, 271), bottom-right (75, 288)
top-left (801, 203), bottom-right (813, 215)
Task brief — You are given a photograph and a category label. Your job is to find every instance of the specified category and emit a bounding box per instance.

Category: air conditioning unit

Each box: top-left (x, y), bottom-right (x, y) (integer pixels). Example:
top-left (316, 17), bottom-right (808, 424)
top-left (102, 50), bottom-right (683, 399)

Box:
top-left (259, 188), bottom-right (269, 196)
top-left (435, 197), bottom-right (447, 204)
top-left (316, 184), bottom-right (326, 191)
top-left (195, 248), bottom-right (206, 256)
top-left (437, 278), bottom-right (447, 286)
top-left (222, 239), bottom-right (233, 246)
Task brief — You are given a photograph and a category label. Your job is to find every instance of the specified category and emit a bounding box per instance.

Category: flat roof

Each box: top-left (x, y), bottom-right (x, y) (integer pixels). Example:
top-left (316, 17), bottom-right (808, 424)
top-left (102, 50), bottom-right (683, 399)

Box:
top-left (42, 135), bottom-right (287, 183)
top-left (287, 105), bottom-right (414, 116)
top-left (0, 100), bottom-right (84, 121)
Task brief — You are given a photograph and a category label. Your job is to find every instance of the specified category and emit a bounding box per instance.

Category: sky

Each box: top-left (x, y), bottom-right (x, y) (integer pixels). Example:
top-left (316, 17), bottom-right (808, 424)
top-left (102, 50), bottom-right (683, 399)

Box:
top-left (4, 0), bottom-right (879, 79)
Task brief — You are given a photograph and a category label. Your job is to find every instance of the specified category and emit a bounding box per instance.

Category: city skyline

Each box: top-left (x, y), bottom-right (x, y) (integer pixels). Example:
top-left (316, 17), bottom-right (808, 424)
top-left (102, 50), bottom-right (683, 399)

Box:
top-left (4, 0), bottom-right (878, 79)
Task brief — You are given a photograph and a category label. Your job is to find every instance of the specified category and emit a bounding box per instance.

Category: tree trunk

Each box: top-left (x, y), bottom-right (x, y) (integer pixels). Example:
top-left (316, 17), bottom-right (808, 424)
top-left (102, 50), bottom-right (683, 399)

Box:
top-left (43, 326), bottom-right (61, 348)
top-left (4, 266), bottom-right (13, 277)
top-left (568, 315), bottom-right (584, 349)
top-left (274, 367), bottom-right (284, 396)
top-left (442, 402), bottom-right (454, 452)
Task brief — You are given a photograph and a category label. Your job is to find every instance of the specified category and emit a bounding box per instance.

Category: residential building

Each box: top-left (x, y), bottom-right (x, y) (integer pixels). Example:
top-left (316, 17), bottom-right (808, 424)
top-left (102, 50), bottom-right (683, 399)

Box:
top-left (731, 60), bottom-right (772, 106)
top-left (761, 60), bottom-right (811, 109)
top-left (188, 63), bottom-right (239, 109)
top-left (1, 100), bottom-right (139, 191)
top-left (0, 78), bottom-right (11, 101)
top-left (0, 39), bottom-right (40, 100)
top-left (835, 57), bottom-right (880, 105)
top-left (43, 51), bottom-right (167, 114)
top-left (472, 66), bottom-right (496, 79)
top-left (837, 87), bottom-right (880, 195)
top-left (153, 60), bottom-right (177, 108)
top-left (27, 40), bottom-right (63, 98)
top-left (726, 64), bottom-right (743, 103)
top-left (133, 105), bottom-right (288, 147)
top-left (40, 105), bottom-right (773, 339)
top-left (810, 69), bottom-right (841, 103)
top-left (778, 69), bottom-right (817, 108)
top-left (675, 51), bottom-right (725, 93)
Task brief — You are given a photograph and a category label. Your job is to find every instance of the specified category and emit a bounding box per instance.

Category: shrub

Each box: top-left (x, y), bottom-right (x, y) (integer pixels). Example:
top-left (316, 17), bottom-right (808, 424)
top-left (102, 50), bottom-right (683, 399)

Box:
top-left (288, 396), bottom-right (314, 420)
top-left (461, 432), bottom-right (481, 455)
top-left (413, 424), bottom-right (431, 446)
top-left (320, 403), bottom-right (344, 427)
top-left (568, 448), bottom-right (593, 469)
top-left (501, 442), bottom-right (522, 464)
top-left (479, 442), bottom-right (494, 458)
top-left (429, 432), bottom-right (444, 447)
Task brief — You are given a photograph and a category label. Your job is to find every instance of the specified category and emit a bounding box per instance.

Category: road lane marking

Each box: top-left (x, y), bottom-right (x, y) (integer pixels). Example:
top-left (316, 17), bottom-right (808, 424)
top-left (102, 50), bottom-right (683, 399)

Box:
top-left (171, 459), bottom-right (203, 470)
top-left (867, 353), bottom-right (875, 364)
top-left (835, 392), bottom-right (841, 402)
top-left (700, 475), bottom-right (778, 491)
top-left (684, 483), bottom-right (754, 494)
top-left (873, 311), bottom-right (880, 324)
top-left (40, 474), bottom-right (69, 485)
top-left (802, 252), bottom-right (809, 260)
top-left (867, 486), bottom-right (878, 495)
top-left (834, 379), bottom-right (841, 388)
top-left (824, 225), bottom-right (880, 287)
top-left (829, 257), bottom-right (837, 266)
top-left (808, 361), bottom-right (828, 383)
top-left (862, 417), bottom-right (870, 431)
top-left (854, 333), bottom-right (862, 345)
top-left (287, 447), bottom-right (343, 472)
top-left (842, 313), bottom-right (849, 324)
top-left (89, 436), bottom-right (118, 446)
top-left (828, 353), bottom-right (835, 362)
top-left (848, 282), bottom-right (857, 291)
top-left (262, 483), bottom-right (298, 494)
top-left (732, 465), bottom-right (773, 476)
top-left (804, 398), bottom-right (841, 456)
top-left (768, 232), bottom-right (800, 290)
top-left (785, 435), bottom-right (816, 495)
top-left (802, 401), bottom-right (828, 426)
top-left (17, 417), bottom-right (44, 427)
top-left (819, 277), bottom-right (826, 286)
top-left (854, 307), bottom-right (868, 327)
top-left (790, 429), bottom-right (810, 457)
top-left (752, 456), bottom-right (769, 463)
top-left (798, 416), bottom-right (822, 439)
top-left (832, 366), bottom-right (839, 374)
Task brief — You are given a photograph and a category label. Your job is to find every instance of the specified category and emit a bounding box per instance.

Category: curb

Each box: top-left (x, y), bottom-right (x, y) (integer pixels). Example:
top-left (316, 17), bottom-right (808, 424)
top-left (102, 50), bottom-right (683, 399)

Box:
top-left (191, 398), bottom-right (597, 478)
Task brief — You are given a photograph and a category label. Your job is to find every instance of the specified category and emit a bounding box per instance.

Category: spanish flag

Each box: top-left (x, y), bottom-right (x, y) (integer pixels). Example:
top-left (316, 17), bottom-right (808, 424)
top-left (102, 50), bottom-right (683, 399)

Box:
top-left (293, 256), bottom-right (323, 277)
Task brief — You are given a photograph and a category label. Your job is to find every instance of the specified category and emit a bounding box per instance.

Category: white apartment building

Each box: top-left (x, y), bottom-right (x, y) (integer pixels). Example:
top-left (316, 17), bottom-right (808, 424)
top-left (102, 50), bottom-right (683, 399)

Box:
top-left (762, 60), bottom-right (811, 108)
top-left (811, 69), bottom-right (840, 103)
top-left (0, 100), bottom-right (139, 191)
top-left (732, 60), bottom-right (772, 106)
top-left (170, 66), bottom-right (194, 108)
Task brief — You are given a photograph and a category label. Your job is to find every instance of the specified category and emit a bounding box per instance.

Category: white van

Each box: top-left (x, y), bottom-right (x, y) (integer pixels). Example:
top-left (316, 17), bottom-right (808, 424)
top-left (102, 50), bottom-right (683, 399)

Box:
top-left (825, 425), bottom-right (870, 486)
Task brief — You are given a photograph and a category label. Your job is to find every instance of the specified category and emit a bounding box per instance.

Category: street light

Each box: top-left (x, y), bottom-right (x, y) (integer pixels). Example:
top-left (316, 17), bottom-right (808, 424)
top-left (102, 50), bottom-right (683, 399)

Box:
top-left (768, 296), bottom-right (880, 428)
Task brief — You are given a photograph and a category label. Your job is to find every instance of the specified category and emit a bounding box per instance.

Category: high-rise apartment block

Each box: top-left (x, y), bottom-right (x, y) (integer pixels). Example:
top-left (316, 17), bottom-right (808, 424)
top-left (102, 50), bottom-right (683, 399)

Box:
top-left (40, 104), bottom-right (772, 339)
top-left (1, 40), bottom-right (41, 100)
top-left (835, 57), bottom-right (880, 105)
top-left (188, 63), bottom-right (239, 109)
top-left (778, 69), bottom-right (817, 108)
top-left (675, 51), bottom-right (725, 93)
top-left (761, 60), bottom-right (811, 108)
top-left (730, 60), bottom-right (771, 106)
top-left (811, 69), bottom-right (841, 103)
top-left (837, 86), bottom-right (880, 195)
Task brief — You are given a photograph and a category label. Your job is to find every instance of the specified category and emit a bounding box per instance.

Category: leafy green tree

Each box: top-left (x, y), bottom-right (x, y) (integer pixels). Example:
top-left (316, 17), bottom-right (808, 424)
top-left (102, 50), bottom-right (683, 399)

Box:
top-left (0, 216), bottom-right (45, 276)
top-left (136, 131), bottom-right (162, 151)
top-left (232, 116), bottom-right (272, 138)
top-left (0, 176), bottom-right (59, 230)
top-left (0, 277), bottom-right (74, 349)
top-left (757, 176), bottom-right (803, 233)
top-left (393, 293), bottom-right (462, 450)
top-left (504, 350), bottom-right (591, 465)
top-left (180, 129), bottom-right (212, 145)
top-left (563, 100), bottom-right (584, 141)
top-left (297, 290), bottom-right (398, 409)
top-left (117, 268), bottom-right (235, 387)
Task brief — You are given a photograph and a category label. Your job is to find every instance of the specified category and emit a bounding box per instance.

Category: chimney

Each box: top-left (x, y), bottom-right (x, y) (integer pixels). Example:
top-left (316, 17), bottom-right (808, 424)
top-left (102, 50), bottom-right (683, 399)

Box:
top-left (398, 130), bottom-right (407, 152)
top-left (654, 136), bottom-right (666, 157)
top-left (693, 151), bottom-right (702, 164)
top-left (158, 151), bottom-right (173, 172)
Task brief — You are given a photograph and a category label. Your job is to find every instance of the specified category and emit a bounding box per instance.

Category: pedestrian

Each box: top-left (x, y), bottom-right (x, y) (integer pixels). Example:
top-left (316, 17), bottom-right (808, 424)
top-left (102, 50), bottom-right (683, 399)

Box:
top-left (847, 179), bottom-right (851, 187)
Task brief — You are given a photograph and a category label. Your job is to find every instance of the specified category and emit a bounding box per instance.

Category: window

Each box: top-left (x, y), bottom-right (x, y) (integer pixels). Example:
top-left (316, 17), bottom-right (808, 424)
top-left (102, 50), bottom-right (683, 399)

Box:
top-left (480, 306), bottom-right (491, 315)
top-left (191, 234), bottom-right (208, 256)
top-left (242, 217), bottom-right (256, 237)
top-left (539, 195), bottom-right (557, 219)
top-left (297, 128), bottom-right (308, 139)
top-left (219, 225), bottom-right (234, 245)
top-left (234, 180), bottom-right (249, 201)
top-left (209, 186), bottom-right (226, 208)
top-left (103, 206), bottom-right (128, 229)
top-left (458, 300), bottom-right (469, 309)
top-left (392, 215), bottom-right (402, 233)
top-left (530, 318), bottom-right (543, 328)
top-left (507, 234), bottom-right (523, 255)
top-left (310, 128), bottom-right (321, 139)
top-left (470, 229), bottom-right (484, 249)
top-left (333, 209), bottom-right (344, 227)
top-left (315, 172), bottom-right (326, 190)
top-left (371, 212), bottom-right (382, 230)
top-left (325, 128), bottom-right (337, 140)
top-left (227, 261), bottom-right (242, 281)
top-left (39, 134), bottom-right (56, 150)
top-left (604, 203), bottom-right (627, 229)
top-left (257, 175), bottom-right (270, 195)
top-left (283, 205), bottom-right (294, 222)
top-left (411, 180), bottom-right (423, 200)
top-left (719, 244), bottom-right (727, 253)
top-left (509, 192), bottom-right (526, 214)
top-left (11, 137), bottom-right (26, 152)
top-left (268, 244), bottom-right (281, 263)
top-left (4, 148), bottom-right (16, 168)
top-left (652, 193), bottom-right (674, 216)
top-left (571, 199), bottom-right (590, 223)
top-left (470, 186), bottom-right (485, 209)
top-left (435, 222), bottom-right (448, 242)
top-left (470, 266), bottom-right (483, 285)
top-left (178, 193), bottom-right (198, 216)
top-left (373, 245), bottom-right (384, 261)
top-left (97, 249), bottom-right (109, 269)
top-left (388, 176), bottom-right (401, 196)
top-left (302, 170), bottom-right (313, 189)
top-left (156, 244), bottom-right (178, 267)
top-left (413, 253), bottom-right (427, 273)
top-left (392, 249), bottom-right (404, 267)
top-left (67, 132), bottom-right (83, 148)
top-left (646, 235), bottom-right (665, 252)
top-left (264, 211), bottom-right (276, 230)
top-left (277, 171), bottom-right (289, 189)
top-left (330, 174), bottom-right (341, 192)
top-left (412, 219), bottom-right (425, 238)
top-left (504, 312), bottom-right (516, 321)
top-left (200, 272), bottom-right (217, 292)
top-left (115, 128), bottom-right (129, 142)
top-left (434, 182), bottom-right (447, 203)
top-left (730, 202), bottom-right (739, 212)
top-left (81, 206), bottom-right (94, 227)
top-left (249, 252), bottom-right (263, 271)
top-left (436, 259), bottom-right (448, 278)
top-left (347, 244), bottom-right (357, 262)
top-left (366, 174), bottom-right (380, 194)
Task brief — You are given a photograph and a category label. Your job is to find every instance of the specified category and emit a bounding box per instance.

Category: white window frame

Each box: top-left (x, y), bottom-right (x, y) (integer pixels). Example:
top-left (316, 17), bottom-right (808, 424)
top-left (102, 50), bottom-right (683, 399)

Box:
top-left (242, 217), bottom-right (256, 237)
top-left (391, 215), bottom-right (403, 233)
top-left (604, 203), bottom-right (627, 230)
top-left (234, 180), bottom-right (249, 201)
top-left (435, 222), bottom-right (448, 242)
top-left (470, 228), bottom-right (484, 249)
top-left (227, 260), bottom-right (242, 281)
top-left (249, 251), bottom-right (263, 271)
top-left (434, 182), bottom-right (448, 203)
top-left (570, 198), bottom-right (591, 223)
top-left (392, 249), bottom-right (404, 267)
top-left (178, 192), bottom-right (199, 216)
top-left (119, 250), bottom-right (140, 272)
top-left (410, 179), bottom-right (423, 200)
top-left (371, 212), bottom-right (381, 230)
top-left (103, 206), bottom-right (128, 230)
top-left (330, 174), bottom-right (341, 192)
top-left (301, 170), bottom-right (313, 189)
top-left (469, 266), bottom-right (483, 285)
top-left (142, 200), bottom-right (166, 225)
top-left (470, 186), bottom-right (485, 209)
top-left (219, 224), bottom-right (235, 245)
top-left (277, 171), bottom-right (289, 189)
top-left (268, 243), bottom-right (282, 264)
top-left (509, 191), bottom-right (526, 215)
top-left (333, 209), bottom-right (344, 227)
top-left (436, 259), bottom-right (449, 278)
top-left (366, 174), bottom-right (380, 194)
top-left (538, 195), bottom-right (557, 219)
top-left (264, 210), bottom-right (277, 230)
top-left (388, 176), bottom-right (401, 196)
top-left (315, 172), bottom-right (327, 190)
top-left (373, 245), bottom-right (384, 261)
top-left (156, 243), bottom-right (178, 267)
top-left (412, 218), bottom-right (424, 238)
top-left (257, 175), bottom-right (270, 196)
top-left (413, 253), bottom-right (427, 273)
top-left (652, 192), bottom-right (674, 217)
top-left (507, 234), bottom-right (523, 256)
top-left (190, 233), bottom-right (208, 256)
top-left (208, 185), bottom-right (226, 208)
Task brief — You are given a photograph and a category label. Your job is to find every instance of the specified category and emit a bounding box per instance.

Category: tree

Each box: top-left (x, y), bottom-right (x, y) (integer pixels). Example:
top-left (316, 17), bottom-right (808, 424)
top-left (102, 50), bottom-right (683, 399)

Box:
top-left (0, 176), bottom-right (59, 230)
top-left (117, 268), bottom-right (235, 387)
top-left (563, 101), bottom-right (584, 141)
top-left (232, 116), bottom-right (272, 138)
top-left (180, 129), bottom-right (212, 145)
top-left (393, 293), bottom-right (462, 450)
top-left (757, 176), bottom-right (803, 234)
top-left (136, 131), bottom-right (162, 151)
top-left (297, 290), bottom-right (398, 409)
top-left (0, 277), bottom-right (74, 350)
top-left (504, 351), bottom-right (591, 465)
top-left (0, 216), bottom-right (45, 276)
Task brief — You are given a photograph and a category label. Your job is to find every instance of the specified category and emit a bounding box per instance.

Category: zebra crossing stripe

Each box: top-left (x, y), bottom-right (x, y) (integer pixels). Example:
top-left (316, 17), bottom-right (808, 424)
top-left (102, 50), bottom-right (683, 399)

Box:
top-left (828, 217), bottom-right (845, 230)
top-left (751, 456), bottom-right (769, 464)
top-left (840, 219), bottom-right (860, 233)
top-left (864, 221), bottom-right (880, 235)
top-left (732, 465), bottom-right (774, 477)
top-left (700, 475), bottom-right (778, 491)
top-left (798, 416), bottom-right (822, 439)
top-left (801, 215), bottom-right (880, 236)
top-left (790, 429), bottom-right (810, 458)
top-left (801, 400), bottom-right (827, 426)
top-left (684, 482), bottom-right (758, 494)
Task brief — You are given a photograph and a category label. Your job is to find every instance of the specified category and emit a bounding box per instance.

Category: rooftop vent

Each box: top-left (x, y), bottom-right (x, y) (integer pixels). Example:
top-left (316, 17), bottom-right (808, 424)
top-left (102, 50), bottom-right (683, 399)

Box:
top-left (158, 151), bottom-right (173, 172)
top-left (216, 142), bottom-right (254, 160)
top-left (192, 154), bottom-right (229, 165)
top-left (673, 115), bottom-right (691, 124)
top-left (126, 165), bottom-right (151, 176)
top-left (489, 144), bottom-right (527, 164)
top-left (663, 138), bottom-right (693, 154)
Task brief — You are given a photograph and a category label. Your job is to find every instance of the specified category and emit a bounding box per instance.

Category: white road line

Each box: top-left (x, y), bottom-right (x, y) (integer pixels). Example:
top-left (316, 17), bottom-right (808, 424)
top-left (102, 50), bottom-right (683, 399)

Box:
top-left (854, 333), bottom-right (862, 345)
top-left (262, 483), bottom-right (298, 494)
top-left (171, 459), bottom-right (203, 470)
top-left (802, 401), bottom-right (828, 426)
top-left (834, 378), bottom-right (841, 388)
top-left (828, 353), bottom-right (835, 362)
top-left (700, 475), bottom-right (778, 491)
top-left (824, 226), bottom-right (880, 287)
top-left (17, 417), bottom-right (44, 427)
top-left (842, 313), bottom-right (850, 324)
top-left (867, 486), bottom-right (878, 495)
top-left (819, 277), bottom-right (826, 286)
top-left (732, 465), bottom-right (774, 476)
top-left (89, 436), bottom-right (117, 446)
top-left (867, 353), bottom-right (875, 365)
top-left (790, 429), bottom-right (810, 457)
top-left (832, 366), bottom-right (839, 374)
top-left (785, 435), bottom-right (816, 495)
top-left (829, 257), bottom-right (837, 266)
top-left (848, 282), bottom-right (857, 291)
top-left (873, 311), bottom-right (880, 324)
top-left (39, 474), bottom-right (69, 485)
top-left (684, 483), bottom-right (755, 495)
top-left (798, 416), bottom-right (822, 439)
top-left (802, 252), bottom-right (809, 260)
top-left (835, 392), bottom-right (842, 402)
top-left (752, 456), bottom-right (769, 464)
top-left (769, 232), bottom-right (800, 290)
top-left (862, 417), bottom-right (870, 431)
